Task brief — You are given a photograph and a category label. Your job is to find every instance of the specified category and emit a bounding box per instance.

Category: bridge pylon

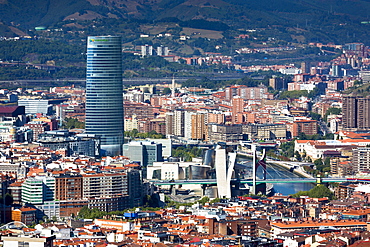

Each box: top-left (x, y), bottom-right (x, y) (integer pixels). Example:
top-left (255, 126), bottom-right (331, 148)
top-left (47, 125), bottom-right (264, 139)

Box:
top-left (251, 146), bottom-right (267, 195)
top-left (316, 175), bottom-right (322, 185)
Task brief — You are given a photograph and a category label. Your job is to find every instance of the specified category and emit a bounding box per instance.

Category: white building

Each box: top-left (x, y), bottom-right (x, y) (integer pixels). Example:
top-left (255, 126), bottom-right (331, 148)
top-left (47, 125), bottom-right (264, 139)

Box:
top-left (18, 99), bottom-right (51, 115)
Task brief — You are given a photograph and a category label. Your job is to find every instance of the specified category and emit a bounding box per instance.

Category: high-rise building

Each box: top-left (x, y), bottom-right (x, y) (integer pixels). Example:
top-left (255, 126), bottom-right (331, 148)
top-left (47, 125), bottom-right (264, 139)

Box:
top-left (184, 111), bottom-right (196, 139)
top-left (191, 112), bottom-right (207, 140)
top-left (342, 95), bottom-right (357, 129)
top-left (141, 44), bottom-right (153, 57)
top-left (86, 36), bottom-right (124, 156)
top-left (342, 95), bottom-right (370, 131)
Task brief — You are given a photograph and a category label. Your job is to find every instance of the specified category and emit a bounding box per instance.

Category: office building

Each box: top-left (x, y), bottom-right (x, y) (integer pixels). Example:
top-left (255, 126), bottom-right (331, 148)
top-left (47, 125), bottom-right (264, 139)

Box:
top-left (18, 99), bottom-right (52, 115)
top-left (123, 141), bottom-right (163, 168)
top-left (21, 176), bottom-right (55, 205)
top-left (242, 123), bottom-right (287, 140)
top-left (85, 36), bottom-right (124, 156)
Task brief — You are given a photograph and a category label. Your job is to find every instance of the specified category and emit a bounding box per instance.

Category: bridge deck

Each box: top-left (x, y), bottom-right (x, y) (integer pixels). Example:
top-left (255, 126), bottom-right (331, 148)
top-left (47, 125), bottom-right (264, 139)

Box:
top-left (150, 178), bottom-right (350, 186)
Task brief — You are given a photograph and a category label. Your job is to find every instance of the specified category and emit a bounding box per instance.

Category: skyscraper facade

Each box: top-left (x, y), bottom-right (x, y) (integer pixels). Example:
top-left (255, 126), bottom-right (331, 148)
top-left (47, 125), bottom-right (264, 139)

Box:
top-left (86, 36), bottom-right (124, 155)
top-left (342, 95), bottom-right (370, 131)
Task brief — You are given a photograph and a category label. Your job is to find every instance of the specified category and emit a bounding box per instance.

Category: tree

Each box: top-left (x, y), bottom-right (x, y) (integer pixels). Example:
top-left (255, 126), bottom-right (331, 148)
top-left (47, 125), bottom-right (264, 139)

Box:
top-left (324, 108), bottom-right (342, 122)
top-left (294, 151), bottom-right (302, 161)
top-left (162, 87), bottom-right (171, 95)
top-left (291, 185), bottom-right (334, 199)
top-left (309, 185), bottom-right (334, 199)
top-left (309, 112), bottom-right (321, 121)
top-left (280, 141), bottom-right (294, 158)
top-left (63, 118), bottom-right (85, 129)
top-left (198, 197), bottom-right (210, 205)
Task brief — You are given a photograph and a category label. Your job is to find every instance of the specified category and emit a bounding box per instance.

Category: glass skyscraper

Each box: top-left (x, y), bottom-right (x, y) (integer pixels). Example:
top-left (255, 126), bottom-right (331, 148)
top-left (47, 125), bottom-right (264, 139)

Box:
top-left (86, 36), bottom-right (124, 156)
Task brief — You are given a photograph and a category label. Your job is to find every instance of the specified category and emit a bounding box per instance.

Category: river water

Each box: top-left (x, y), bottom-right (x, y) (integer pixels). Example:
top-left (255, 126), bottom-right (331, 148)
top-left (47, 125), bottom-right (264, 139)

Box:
top-left (237, 157), bottom-right (315, 195)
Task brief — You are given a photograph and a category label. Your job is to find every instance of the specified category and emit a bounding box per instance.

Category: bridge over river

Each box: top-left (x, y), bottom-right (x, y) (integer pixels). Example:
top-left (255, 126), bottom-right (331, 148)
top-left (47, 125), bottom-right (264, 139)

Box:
top-left (150, 177), bottom-right (357, 186)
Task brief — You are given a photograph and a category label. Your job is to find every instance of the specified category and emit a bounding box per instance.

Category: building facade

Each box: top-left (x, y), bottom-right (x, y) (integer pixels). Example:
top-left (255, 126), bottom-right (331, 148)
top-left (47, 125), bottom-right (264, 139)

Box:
top-left (21, 176), bottom-right (55, 205)
top-left (292, 120), bottom-right (318, 137)
top-left (342, 95), bottom-right (370, 131)
top-left (85, 36), bottom-right (124, 156)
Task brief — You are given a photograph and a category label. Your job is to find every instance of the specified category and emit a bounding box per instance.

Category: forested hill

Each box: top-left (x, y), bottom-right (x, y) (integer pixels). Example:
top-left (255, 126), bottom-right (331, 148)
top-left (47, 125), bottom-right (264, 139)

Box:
top-left (1, 0), bottom-right (370, 29)
top-left (1, 0), bottom-right (370, 44)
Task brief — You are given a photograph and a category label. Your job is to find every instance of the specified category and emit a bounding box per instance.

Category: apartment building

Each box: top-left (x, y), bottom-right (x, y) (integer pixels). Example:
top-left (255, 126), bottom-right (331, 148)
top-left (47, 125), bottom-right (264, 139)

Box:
top-left (82, 173), bottom-right (128, 200)
top-left (292, 120), bottom-right (317, 137)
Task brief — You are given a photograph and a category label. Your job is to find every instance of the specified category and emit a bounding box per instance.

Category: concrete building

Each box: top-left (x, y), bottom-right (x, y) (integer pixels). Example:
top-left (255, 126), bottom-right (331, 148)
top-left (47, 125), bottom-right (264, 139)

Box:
top-left (122, 141), bottom-right (163, 168)
top-left (146, 138), bottom-right (172, 158)
top-left (157, 45), bottom-right (169, 56)
top-left (85, 36), bottom-right (124, 156)
top-left (342, 95), bottom-right (370, 131)
top-left (173, 109), bottom-right (185, 137)
top-left (357, 97), bottom-right (370, 130)
top-left (231, 97), bottom-right (244, 124)
top-left (352, 147), bottom-right (370, 174)
top-left (54, 173), bottom-right (83, 201)
top-left (21, 176), bottom-right (55, 204)
top-left (38, 131), bottom-right (100, 157)
top-left (147, 161), bottom-right (210, 180)
top-left (269, 77), bottom-right (287, 90)
top-left (141, 44), bottom-right (153, 57)
top-left (18, 99), bottom-right (52, 115)
top-left (243, 123), bottom-right (287, 140)
top-left (208, 124), bottom-right (243, 143)
top-left (292, 120), bottom-right (318, 137)
top-left (82, 172), bottom-right (128, 200)
top-left (165, 112), bottom-right (174, 136)
top-left (82, 169), bottom-right (142, 210)
top-left (25, 121), bottom-right (50, 141)
top-left (2, 235), bottom-right (55, 247)
top-left (184, 111), bottom-right (196, 139)
top-left (191, 112), bottom-right (207, 140)
top-left (342, 95), bottom-right (357, 129)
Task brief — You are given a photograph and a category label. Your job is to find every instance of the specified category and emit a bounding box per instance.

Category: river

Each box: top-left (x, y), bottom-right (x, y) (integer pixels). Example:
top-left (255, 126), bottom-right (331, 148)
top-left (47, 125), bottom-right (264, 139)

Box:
top-left (237, 157), bottom-right (315, 195)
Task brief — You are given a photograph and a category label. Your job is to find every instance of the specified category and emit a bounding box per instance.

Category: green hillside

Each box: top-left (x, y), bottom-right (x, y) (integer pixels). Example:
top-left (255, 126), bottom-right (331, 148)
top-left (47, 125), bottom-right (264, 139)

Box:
top-left (1, 0), bottom-right (370, 44)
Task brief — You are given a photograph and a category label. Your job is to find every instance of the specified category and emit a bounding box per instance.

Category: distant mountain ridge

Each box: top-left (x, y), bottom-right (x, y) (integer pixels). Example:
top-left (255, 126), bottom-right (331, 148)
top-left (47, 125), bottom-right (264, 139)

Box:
top-left (1, 0), bottom-right (370, 44)
top-left (1, 0), bottom-right (370, 27)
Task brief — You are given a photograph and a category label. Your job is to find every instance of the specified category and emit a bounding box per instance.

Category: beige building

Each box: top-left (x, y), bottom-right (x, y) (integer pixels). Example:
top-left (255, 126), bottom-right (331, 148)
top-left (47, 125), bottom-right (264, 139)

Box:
top-left (243, 123), bottom-right (287, 140)
top-left (191, 112), bottom-right (208, 140)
